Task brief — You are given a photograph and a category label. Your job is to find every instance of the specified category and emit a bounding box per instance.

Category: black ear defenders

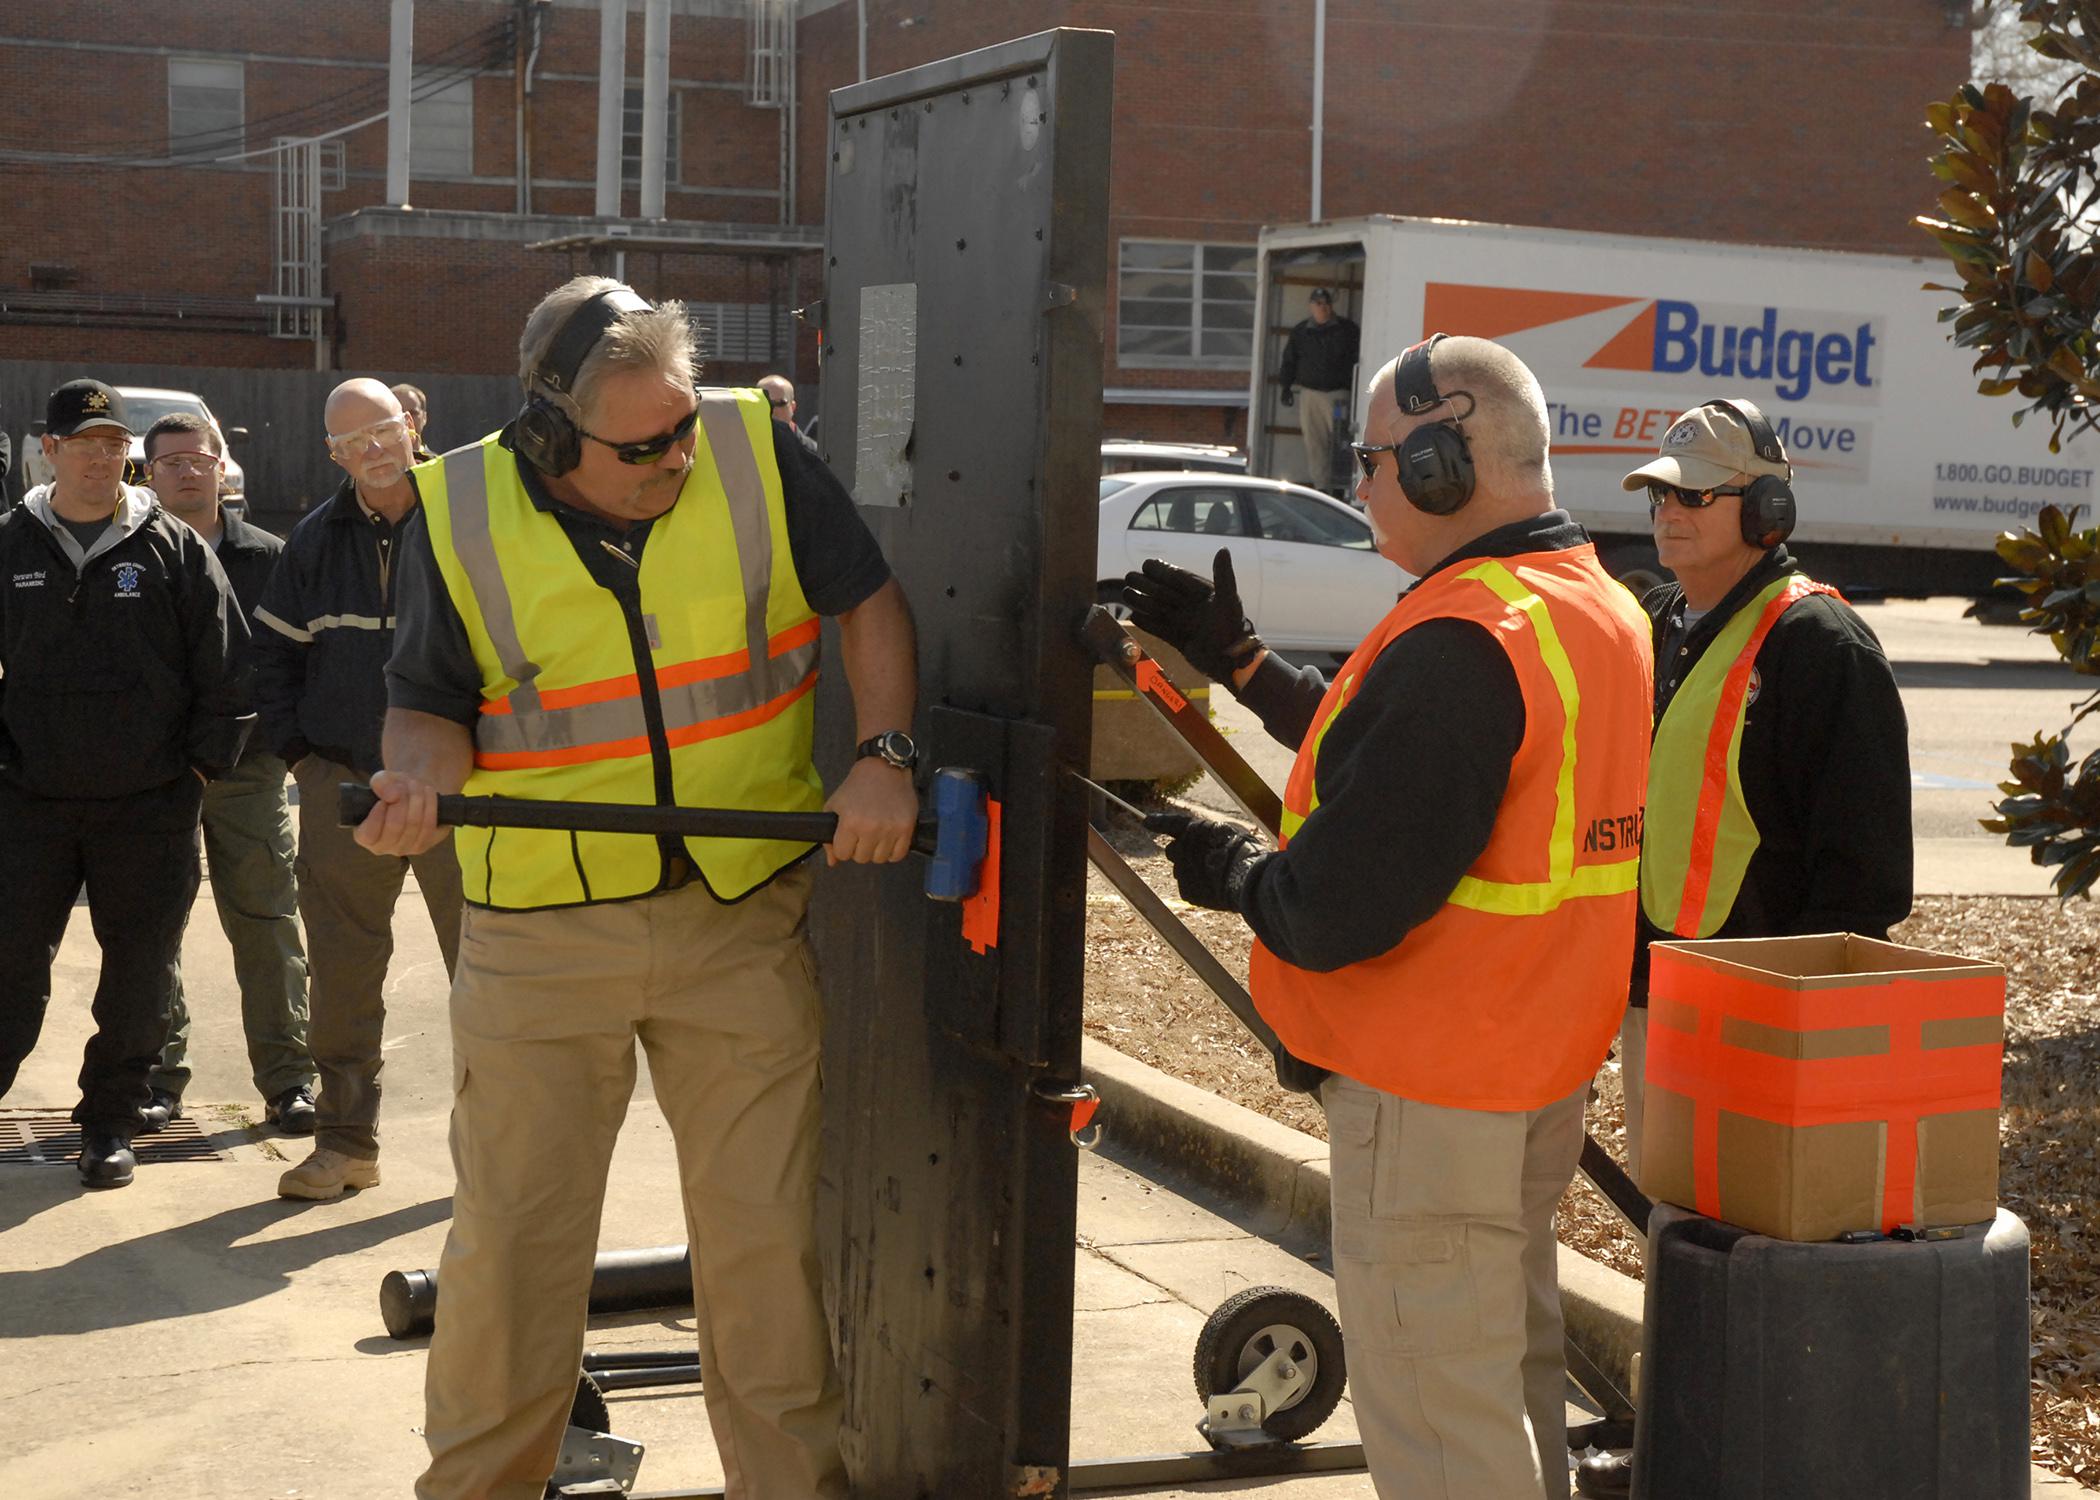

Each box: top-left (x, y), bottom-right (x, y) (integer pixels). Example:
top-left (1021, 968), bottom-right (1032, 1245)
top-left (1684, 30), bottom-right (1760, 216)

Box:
top-left (1391, 333), bottom-right (1476, 516)
top-left (513, 286), bottom-right (656, 476)
top-left (1701, 397), bottom-right (1797, 550)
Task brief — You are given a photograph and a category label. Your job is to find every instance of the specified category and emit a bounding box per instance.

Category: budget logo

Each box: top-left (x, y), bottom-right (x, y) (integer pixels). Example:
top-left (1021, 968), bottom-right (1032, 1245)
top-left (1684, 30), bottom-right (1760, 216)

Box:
top-left (1422, 284), bottom-right (1881, 405)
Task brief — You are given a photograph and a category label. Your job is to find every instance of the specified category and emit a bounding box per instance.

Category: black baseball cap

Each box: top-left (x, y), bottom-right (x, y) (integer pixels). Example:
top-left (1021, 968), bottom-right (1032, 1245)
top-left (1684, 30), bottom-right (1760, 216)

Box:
top-left (47, 379), bottom-right (131, 438)
top-left (1308, 288), bottom-right (1334, 305)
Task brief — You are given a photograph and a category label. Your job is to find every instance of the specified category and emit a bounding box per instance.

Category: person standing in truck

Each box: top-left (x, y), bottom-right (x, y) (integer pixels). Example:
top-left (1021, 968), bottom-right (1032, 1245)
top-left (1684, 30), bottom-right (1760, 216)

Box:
top-left (1276, 288), bottom-right (1361, 491)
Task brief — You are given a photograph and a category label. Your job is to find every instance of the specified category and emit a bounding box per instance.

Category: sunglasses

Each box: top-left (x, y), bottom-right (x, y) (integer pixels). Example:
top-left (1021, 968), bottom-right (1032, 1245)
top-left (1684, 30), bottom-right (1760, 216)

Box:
top-left (1646, 482), bottom-right (1750, 513)
top-left (576, 405), bottom-right (700, 466)
top-left (1350, 441), bottom-right (1401, 483)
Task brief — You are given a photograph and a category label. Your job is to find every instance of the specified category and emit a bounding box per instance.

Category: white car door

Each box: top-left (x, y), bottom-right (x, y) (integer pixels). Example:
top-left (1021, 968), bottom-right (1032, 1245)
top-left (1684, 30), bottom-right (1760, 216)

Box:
top-left (1119, 482), bottom-right (1264, 626)
top-left (1245, 487), bottom-right (1400, 650)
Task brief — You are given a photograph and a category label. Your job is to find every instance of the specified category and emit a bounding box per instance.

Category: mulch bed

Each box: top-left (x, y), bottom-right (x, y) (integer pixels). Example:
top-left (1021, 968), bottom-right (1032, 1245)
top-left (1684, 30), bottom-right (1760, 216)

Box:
top-left (1081, 845), bottom-right (2100, 1486)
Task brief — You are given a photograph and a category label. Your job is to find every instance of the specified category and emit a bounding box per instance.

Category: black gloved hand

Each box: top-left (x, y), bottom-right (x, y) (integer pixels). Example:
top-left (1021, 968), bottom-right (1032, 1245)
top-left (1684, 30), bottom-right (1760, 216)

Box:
top-left (1143, 809), bottom-right (1264, 912)
top-left (1280, 388), bottom-right (1296, 408)
top-left (1120, 548), bottom-right (1264, 683)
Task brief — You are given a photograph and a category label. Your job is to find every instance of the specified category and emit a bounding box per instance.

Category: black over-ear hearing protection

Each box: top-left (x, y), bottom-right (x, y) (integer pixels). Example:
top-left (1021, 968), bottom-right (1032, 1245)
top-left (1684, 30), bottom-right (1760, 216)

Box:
top-left (1700, 396), bottom-right (1797, 550)
top-left (1392, 333), bottom-right (1476, 516)
top-left (512, 286), bottom-right (656, 476)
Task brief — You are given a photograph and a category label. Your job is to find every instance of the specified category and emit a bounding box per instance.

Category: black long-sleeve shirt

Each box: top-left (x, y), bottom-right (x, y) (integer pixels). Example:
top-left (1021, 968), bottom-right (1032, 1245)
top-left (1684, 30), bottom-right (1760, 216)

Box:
top-left (1628, 548), bottom-right (1912, 1003)
top-left (1228, 513), bottom-right (1601, 971)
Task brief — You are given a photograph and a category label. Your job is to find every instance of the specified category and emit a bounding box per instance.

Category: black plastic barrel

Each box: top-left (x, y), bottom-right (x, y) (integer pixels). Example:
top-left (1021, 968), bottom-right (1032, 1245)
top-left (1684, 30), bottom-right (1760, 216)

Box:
top-left (379, 1244), bottom-right (694, 1339)
top-left (1632, 1204), bottom-right (2030, 1499)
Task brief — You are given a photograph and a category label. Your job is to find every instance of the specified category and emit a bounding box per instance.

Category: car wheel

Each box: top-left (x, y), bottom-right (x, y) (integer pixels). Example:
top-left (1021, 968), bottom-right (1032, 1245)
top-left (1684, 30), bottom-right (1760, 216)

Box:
top-left (1095, 581), bottom-right (1132, 621)
top-left (1601, 543), bottom-right (1670, 600)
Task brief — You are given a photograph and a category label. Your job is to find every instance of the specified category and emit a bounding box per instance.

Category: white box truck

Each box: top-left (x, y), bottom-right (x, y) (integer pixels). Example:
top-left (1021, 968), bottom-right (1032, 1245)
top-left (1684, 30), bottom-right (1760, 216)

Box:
top-left (1250, 215), bottom-right (2094, 596)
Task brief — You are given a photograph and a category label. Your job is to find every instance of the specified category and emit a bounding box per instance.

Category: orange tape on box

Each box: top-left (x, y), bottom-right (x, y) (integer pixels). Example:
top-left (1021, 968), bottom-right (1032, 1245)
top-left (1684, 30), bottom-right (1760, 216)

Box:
top-left (1645, 960), bottom-right (2002, 1233)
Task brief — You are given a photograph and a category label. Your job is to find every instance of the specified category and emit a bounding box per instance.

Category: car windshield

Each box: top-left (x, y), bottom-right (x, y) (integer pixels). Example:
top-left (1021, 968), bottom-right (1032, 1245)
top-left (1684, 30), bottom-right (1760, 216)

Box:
top-left (1100, 477), bottom-right (1137, 500)
top-left (121, 394), bottom-right (209, 432)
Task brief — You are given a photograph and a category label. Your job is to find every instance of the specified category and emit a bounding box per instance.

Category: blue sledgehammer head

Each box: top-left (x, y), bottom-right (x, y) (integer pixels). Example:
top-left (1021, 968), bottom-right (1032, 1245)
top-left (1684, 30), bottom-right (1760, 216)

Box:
top-left (925, 767), bottom-right (990, 903)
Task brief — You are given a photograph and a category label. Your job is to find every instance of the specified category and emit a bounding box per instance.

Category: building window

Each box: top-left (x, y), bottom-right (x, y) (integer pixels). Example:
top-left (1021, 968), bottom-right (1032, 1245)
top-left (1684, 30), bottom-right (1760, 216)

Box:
top-left (168, 57), bottom-right (244, 157)
top-left (622, 86), bottom-right (681, 187)
top-left (1117, 240), bottom-right (1258, 368)
top-left (411, 72), bottom-right (475, 178)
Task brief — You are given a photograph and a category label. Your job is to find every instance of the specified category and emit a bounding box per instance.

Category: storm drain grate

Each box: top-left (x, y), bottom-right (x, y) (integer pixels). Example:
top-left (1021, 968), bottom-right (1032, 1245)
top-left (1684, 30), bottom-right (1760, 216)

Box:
top-left (0, 1112), bottom-right (225, 1165)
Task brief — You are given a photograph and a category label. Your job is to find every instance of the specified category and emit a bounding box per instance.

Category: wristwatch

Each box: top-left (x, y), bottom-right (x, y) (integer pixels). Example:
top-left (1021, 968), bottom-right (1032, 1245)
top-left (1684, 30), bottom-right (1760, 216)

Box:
top-left (856, 730), bottom-right (918, 772)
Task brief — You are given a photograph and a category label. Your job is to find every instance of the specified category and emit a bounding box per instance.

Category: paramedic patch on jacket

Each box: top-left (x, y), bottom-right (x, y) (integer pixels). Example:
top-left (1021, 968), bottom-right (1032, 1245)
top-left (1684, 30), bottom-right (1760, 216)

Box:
top-left (114, 562), bottom-right (143, 598)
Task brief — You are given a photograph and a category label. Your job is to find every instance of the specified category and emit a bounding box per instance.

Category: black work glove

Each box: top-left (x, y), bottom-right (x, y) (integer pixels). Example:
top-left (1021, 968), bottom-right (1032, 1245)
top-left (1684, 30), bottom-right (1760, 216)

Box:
top-left (1280, 387), bottom-right (1296, 408)
top-left (1144, 809), bottom-right (1264, 912)
top-left (1120, 549), bottom-right (1264, 684)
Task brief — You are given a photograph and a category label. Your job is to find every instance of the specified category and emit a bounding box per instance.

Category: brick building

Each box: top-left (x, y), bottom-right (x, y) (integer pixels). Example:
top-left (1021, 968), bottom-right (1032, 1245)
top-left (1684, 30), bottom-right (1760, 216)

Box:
top-left (0, 0), bottom-right (1970, 452)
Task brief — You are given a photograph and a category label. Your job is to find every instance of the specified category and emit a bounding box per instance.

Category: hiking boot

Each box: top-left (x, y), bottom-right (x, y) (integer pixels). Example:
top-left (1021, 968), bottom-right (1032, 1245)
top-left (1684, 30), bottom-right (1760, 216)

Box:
top-left (277, 1147), bottom-right (379, 1201)
top-left (264, 1085), bottom-right (317, 1136)
top-left (137, 1089), bottom-right (183, 1134)
top-left (78, 1129), bottom-right (136, 1189)
top-left (1575, 1451), bottom-right (1633, 1498)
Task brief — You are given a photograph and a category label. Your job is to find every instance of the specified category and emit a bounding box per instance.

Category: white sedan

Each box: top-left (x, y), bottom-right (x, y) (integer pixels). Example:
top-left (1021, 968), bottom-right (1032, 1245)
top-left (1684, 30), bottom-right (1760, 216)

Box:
top-left (1098, 472), bottom-right (1408, 654)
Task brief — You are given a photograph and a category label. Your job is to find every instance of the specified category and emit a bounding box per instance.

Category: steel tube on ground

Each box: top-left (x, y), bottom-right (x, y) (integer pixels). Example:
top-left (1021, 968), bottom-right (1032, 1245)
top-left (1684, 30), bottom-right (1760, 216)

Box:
top-left (380, 1244), bottom-right (693, 1339)
top-left (591, 1364), bottom-right (704, 1393)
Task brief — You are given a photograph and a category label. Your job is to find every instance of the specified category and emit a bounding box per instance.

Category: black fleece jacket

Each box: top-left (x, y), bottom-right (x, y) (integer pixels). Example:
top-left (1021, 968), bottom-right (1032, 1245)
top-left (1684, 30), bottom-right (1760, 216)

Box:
top-left (1628, 547), bottom-right (1912, 1004)
top-left (1225, 513), bottom-right (1611, 971)
top-left (0, 486), bottom-right (252, 798)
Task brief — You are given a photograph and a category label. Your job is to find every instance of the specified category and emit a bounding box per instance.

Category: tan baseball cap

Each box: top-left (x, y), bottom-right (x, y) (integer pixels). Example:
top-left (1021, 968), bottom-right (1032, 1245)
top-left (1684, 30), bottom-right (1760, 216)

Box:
top-left (1620, 402), bottom-right (1791, 492)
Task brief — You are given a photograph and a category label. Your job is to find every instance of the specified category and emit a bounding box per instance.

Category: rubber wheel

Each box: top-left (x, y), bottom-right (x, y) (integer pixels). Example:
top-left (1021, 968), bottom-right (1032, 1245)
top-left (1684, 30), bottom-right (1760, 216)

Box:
top-left (1193, 1286), bottom-right (1347, 1442)
top-left (569, 1372), bottom-right (610, 1434)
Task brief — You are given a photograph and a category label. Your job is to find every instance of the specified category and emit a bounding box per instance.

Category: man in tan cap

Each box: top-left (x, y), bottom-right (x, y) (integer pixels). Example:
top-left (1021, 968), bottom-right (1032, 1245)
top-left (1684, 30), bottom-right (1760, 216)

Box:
top-left (1576, 400), bottom-right (1911, 1495)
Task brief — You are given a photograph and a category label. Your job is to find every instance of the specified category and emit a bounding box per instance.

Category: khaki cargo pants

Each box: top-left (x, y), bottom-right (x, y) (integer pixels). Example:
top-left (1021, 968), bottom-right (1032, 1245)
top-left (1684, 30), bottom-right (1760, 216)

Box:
top-left (1323, 1073), bottom-right (1587, 1500)
top-left (417, 864), bottom-right (844, 1500)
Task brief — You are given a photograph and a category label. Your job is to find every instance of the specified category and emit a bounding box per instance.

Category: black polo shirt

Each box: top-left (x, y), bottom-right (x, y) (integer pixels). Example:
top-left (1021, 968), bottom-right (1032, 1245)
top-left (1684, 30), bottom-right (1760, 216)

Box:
top-left (387, 418), bottom-right (889, 726)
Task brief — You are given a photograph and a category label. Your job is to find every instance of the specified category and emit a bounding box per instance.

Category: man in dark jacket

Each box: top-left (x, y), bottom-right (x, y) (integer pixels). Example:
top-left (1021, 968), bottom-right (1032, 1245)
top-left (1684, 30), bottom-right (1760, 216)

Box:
top-left (1276, 288), bottom-right (1361, 490)
top-left (1575, 400), bottom-right (1910, 1497)
top-left (141, 412), bottom-right (316, 1136)
top-left (0, 380), bottom-right (252, 1189)
top-left (253, 378), bottom-right (461, 1202)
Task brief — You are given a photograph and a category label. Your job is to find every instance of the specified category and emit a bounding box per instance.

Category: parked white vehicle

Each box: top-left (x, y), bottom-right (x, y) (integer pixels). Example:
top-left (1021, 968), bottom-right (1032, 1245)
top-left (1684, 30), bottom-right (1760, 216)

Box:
top-left (20, 386), bottom-right (247, 498)
top-left (1098, 472), bottom-right (1405, 654)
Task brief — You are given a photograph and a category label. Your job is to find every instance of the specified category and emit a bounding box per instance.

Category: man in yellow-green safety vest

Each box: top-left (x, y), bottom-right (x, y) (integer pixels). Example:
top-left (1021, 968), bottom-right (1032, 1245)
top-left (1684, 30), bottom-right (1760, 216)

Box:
top-left (351, 276), bottom-right (920, 1500)
top-left (1575, 397), bottom-right (1911, 1499)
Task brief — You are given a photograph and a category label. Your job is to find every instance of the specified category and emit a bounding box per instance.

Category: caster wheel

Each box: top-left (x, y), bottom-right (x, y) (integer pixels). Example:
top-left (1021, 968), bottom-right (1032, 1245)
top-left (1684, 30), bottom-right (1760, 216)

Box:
top-left (569, 1372), bottom-right (610, 1434)
top-left (1193, 1285), bottom-right (1347, 1442)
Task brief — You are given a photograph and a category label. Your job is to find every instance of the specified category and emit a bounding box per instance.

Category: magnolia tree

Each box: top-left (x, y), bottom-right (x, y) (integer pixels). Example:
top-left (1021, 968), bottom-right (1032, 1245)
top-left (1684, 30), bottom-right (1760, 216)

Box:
top-left (1924, 1), bottom-right (2100, 897)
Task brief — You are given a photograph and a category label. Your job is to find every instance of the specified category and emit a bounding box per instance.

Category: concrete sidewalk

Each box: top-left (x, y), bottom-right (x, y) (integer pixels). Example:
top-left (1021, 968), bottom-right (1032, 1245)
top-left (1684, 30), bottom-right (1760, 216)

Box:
top-left (1, 876), bottom-right (2081, 1497)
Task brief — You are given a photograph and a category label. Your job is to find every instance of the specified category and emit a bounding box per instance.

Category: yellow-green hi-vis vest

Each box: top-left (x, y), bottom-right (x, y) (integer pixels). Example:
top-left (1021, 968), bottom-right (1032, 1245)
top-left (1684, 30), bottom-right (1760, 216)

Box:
top-left (416, 389), bottom-right (824, 910)
top-left (1641, 573), bottom-right (1838, 938)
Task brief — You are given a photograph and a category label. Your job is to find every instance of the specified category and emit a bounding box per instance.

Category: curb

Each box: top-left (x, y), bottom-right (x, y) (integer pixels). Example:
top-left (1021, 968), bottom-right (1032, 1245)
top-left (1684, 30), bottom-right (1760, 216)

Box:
top-left (1081, 1037), bottom-right (1648, 1395)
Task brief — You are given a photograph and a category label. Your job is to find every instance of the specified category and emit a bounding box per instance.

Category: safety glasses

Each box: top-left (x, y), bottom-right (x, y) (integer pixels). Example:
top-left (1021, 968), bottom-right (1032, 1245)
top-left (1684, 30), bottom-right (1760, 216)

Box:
top-left (327, 415), bottom-right (411, 459)
top-left (149, 452), bottom-right (222, 477)
top-left (578, 405), bottom-right (700, 466)
top-left (1350, 441), bottom-right (1401, 483)
top-left (1646, 481), bottom-right (1750, 514)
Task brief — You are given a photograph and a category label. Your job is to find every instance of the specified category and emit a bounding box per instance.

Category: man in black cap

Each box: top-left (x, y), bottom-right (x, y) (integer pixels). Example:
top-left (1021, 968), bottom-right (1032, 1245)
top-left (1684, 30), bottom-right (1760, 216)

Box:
top-left (1276, 288), bottom-right (1361, 491)
top-left (0, 379), bottom-right (253, 1189)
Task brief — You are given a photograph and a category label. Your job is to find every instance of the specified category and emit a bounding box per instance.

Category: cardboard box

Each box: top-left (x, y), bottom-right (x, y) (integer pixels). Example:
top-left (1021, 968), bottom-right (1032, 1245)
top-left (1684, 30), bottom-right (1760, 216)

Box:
top-left (1642, 932), bottom-right (2005, 1242)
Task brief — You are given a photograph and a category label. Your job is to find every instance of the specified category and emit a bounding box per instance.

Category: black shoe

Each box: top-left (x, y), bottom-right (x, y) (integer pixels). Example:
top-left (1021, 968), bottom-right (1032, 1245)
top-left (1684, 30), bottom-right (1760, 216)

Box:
top-left (265, 1084), bottom-right (317, 1136)
top-left (1575, 1450), bottom-right (1633, 1498)
top-left (137, 1089), bottom-right (183, 1134)
top-left (78, 1129), bottom-right (136, 1189)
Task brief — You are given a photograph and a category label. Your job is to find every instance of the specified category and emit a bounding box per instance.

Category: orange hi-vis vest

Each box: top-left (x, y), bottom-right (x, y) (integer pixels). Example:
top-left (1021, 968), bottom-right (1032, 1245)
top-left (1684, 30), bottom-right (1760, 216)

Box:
top-left (1249, 543), bottom-right (1656, 1111)
top-left (416, 390), bottom-right (824, 910)
top-left (1641, 573), bottom-right (1841, 938)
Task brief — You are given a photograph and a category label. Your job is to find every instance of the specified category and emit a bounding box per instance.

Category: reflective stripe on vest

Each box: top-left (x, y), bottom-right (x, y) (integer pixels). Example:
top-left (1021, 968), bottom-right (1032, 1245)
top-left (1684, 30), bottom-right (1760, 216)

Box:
top-left (1278, 560), bottom-right (1638, 915)
top-left (417, 389), bottom-right (823, 908)
top-left (1641, 573), bottom-right (1839, 938)
top-left (1445, 560), bottom-right (1639, 915)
